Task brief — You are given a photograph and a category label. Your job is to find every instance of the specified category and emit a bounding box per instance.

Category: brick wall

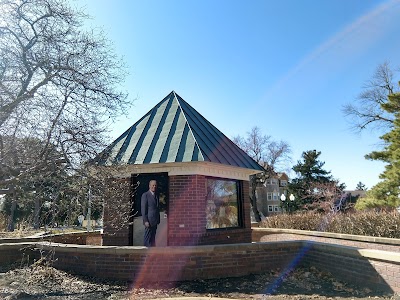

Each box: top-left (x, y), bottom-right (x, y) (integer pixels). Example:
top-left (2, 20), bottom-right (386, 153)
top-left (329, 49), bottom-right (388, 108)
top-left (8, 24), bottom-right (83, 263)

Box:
top-left (168, 175), bottom-right (251, 246)
top-left (252, 228), bottom-right (400, 252)
top-left (35, 241), bottom-right (304, 283)
top-left (300, 242), bottom-right (400, 293)
top-left (1, 239), bottom-right (399, 293)
top-left (168, 174), bottom-right (205, 245)
top-left (0, 243), bottom-right (37, 272)
top-left (252, 228), bottom-right (400, 293)
top-left (0, 231), bottom-right (102, 246)
top-left (51, 232), bottom-right (102, 245)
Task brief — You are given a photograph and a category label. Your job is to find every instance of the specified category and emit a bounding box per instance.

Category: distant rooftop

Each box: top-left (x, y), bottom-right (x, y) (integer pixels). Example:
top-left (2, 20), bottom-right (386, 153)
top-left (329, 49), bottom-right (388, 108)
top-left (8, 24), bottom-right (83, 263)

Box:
top-left (96, 91), bottom-right (263, 172)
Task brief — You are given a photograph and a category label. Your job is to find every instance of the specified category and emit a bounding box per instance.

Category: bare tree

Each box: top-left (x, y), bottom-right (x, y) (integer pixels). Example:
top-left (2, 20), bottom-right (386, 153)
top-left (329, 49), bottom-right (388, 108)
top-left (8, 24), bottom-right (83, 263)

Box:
top-left (0, 0), bottom-right (130, 167)
top-left (0, 0), bottom-right (131, 230)
top-left (233, 126), bottom-right (292, 221)
top-left (342, 62), bottom-right (398, 133)
top-left (266, 140), bottom-right (292, 172)
top-left (302, 181), bottom-right (346, 213)
top-left (233, 127), bottom-right (271, 168)
top-left (233, 126), bottom-right (291, 170)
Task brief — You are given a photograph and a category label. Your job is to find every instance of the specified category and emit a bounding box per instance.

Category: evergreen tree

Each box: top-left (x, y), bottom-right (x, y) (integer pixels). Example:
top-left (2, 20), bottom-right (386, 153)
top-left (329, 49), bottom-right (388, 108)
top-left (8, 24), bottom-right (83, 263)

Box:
top-left (289, 150), bottom-right (345, 211)
top-left (355, 181), bottom-right (367, 191)
top-left (356, 91), bottom-right (400, 209)
top-left (292, 150), bottom-right (331, 183)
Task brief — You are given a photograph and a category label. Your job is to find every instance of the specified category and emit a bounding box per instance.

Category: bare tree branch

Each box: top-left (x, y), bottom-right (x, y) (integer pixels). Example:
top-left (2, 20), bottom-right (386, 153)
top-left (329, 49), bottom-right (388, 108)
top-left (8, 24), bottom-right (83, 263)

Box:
top-left (342, 62), bottom-right (398, 133)
top-left (0, 0), bottom-right (132, 231)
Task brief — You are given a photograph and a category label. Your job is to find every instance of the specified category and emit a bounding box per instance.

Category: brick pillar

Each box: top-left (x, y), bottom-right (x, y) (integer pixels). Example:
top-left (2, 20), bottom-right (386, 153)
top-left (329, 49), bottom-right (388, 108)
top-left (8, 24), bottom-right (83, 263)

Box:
top-left (242, 180), bottom-right (251, 229)
top-left (168, 175), bottom-right (206, 245)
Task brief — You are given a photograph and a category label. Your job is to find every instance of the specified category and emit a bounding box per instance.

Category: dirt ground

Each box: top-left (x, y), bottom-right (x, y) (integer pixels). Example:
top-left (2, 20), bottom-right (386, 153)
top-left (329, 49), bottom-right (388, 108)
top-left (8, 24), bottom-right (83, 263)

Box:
top-left (0, 264), bottom-right (398, 300)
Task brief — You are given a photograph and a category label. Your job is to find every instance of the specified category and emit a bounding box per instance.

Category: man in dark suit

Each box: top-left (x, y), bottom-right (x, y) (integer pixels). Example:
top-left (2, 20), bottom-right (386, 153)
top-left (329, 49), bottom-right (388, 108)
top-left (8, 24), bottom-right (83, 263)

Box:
top-left (141, 180), bottom-right (160, 247)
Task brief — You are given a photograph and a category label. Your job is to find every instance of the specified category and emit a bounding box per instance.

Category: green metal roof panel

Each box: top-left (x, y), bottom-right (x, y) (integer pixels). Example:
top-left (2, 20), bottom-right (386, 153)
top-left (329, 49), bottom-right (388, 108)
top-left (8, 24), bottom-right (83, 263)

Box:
top-left (164, 110), bottom-right (185, 162)
top-left (148, 100), bottom-right (176, 163)
top-left (96, 91), bottom-right (263, 172)
top-left (177, 94), bottom-right (262, 169)
top-left (122, 115), bottom-right (150, 163)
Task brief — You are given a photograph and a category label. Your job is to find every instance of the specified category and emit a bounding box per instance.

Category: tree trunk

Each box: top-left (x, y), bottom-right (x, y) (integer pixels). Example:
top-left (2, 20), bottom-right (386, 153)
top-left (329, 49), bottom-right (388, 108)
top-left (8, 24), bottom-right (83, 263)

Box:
top-left (249, 175), bottom-right (261, 222)
top-left (7, 194), bottom-right (17, 232)
top-left (33, 198), bottom-right (41, 229)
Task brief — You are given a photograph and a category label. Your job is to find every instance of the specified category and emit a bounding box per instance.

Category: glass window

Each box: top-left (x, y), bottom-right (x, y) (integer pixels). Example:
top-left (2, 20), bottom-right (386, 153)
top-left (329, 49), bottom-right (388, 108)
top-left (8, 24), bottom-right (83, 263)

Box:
top-left (273, 192), bottom-right (278, 200)
top-left (267, 192), bottom-right (272, 200)
top-left (280, 180), bottom-right (287, 186)
top-left (268, 205), bottom-right (273, 212)
top-left (271, 178), bottom-right (278, 185)
top-left (206, 178), bottom-right (241, 229)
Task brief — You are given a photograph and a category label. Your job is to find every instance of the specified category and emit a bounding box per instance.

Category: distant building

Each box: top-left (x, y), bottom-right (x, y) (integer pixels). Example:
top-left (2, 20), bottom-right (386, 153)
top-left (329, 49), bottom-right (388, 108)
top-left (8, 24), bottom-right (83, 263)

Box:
top-left (256, 172), bottom-right (289, 217)
top-left (344, 190), bottom-right (367, 199)
top-left (342, 189), bottom-right (367, 208)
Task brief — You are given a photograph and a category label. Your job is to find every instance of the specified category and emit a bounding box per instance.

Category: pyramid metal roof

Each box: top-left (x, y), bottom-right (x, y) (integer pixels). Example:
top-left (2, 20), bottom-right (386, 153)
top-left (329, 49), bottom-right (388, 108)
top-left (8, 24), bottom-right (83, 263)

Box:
top-left (96, 91), bottom-right (264, 172)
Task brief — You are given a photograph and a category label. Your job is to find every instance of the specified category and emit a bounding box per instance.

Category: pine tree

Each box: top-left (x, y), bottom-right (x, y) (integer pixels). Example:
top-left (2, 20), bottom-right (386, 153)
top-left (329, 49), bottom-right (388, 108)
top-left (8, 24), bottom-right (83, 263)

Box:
top-left (355, 182), bottom-right (367, 191)
top-left (356, 92), bottom-right (400, 209)
top-left (292, 150), bottom-right (331, 183)
top-left (289, 150), bottom-right (345, 211)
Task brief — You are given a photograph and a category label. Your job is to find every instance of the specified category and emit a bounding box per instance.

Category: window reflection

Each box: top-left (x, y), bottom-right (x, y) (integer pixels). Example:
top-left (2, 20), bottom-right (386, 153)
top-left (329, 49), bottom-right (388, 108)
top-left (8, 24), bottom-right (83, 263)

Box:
top-left (206, 178), bottom-right (240, 229)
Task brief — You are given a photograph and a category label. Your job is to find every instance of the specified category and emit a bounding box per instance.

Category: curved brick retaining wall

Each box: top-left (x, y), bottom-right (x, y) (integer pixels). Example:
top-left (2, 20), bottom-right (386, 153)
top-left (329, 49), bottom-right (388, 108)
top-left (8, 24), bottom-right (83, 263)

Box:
top-left (0, 231), bottom-right (102, 246)
top-left (0, 241), bottom-right (303, 282)
top-left (0, 229), bottom-right (399, 294)
top-left (252, 228), bottom-right (400, 252)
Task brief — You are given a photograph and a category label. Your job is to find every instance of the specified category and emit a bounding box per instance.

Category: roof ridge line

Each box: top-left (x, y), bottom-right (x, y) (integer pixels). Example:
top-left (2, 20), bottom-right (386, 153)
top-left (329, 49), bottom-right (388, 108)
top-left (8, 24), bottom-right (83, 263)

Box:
top-left (173, 91), bottom-right (204, 161)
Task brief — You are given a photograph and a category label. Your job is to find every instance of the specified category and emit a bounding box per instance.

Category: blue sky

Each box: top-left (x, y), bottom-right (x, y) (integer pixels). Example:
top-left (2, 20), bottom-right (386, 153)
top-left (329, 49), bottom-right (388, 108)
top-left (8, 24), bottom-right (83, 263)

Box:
top-left (78, 0), bottom-right (400, 190)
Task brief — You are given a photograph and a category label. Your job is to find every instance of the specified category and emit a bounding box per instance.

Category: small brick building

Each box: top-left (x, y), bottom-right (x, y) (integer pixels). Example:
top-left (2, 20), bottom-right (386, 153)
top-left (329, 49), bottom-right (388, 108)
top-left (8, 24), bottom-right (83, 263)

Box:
top-left (97, 91), bottom-right (263, 246)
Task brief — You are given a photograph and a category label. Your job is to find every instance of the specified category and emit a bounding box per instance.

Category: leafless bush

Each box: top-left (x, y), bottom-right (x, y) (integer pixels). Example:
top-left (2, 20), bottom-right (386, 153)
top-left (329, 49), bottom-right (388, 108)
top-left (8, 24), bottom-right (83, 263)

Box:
top-left (327, 210), bottom-right (400, 238)
top-left (0, 212), bottom-right (6, 231)
top-left (261, 210), bottom-right (400, 238)
top-left (262, 211), bottom-right (322, 231)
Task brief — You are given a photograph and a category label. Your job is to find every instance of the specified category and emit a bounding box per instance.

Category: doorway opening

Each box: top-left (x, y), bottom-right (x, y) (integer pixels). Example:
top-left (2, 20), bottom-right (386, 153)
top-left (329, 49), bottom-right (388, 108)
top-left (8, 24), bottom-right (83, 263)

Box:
top-left (129, 172), bottom-right (169, 246)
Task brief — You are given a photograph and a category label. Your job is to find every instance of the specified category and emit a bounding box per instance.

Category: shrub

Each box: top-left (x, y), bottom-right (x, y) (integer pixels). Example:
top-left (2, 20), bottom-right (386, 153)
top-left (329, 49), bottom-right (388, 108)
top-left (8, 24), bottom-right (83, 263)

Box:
top-left (260, 210), bottom-right (400, 238)
top-left (0, 212), bottom-right (6, 231)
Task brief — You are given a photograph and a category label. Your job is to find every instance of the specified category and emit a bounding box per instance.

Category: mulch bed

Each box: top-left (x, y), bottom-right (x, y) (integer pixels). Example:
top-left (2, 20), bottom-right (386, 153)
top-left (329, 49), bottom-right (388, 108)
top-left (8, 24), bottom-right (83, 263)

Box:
top-left (0, 264), bottom-right (397, 300)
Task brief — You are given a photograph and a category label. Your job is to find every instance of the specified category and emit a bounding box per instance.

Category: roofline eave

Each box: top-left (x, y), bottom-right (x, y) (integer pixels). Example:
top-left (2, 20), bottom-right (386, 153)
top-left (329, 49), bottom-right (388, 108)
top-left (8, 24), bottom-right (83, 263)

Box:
top-left (95, 161), bottom-right (261, 181)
